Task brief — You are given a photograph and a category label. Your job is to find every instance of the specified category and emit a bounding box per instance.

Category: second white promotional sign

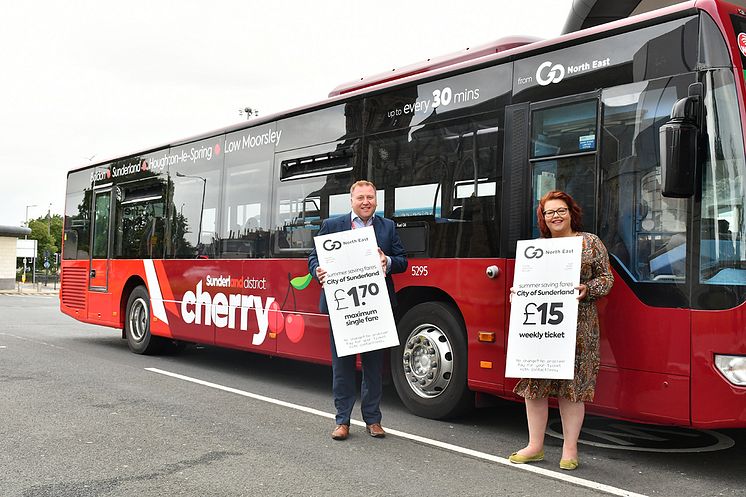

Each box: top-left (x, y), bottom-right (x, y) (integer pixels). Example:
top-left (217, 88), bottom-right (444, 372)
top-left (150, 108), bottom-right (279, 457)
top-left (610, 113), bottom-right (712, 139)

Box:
top-left (506, 236), bottom-right (582, 379)
top-left (313, 226), bottom-right (399, 357)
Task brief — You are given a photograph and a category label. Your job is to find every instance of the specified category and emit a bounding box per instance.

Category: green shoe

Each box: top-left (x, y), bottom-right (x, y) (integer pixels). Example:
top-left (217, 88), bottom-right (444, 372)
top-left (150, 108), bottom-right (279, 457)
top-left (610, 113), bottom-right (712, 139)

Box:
top-left (508, 450), bottom-right (545, 464)
top-left (559, 458), bottom-right (579, 470)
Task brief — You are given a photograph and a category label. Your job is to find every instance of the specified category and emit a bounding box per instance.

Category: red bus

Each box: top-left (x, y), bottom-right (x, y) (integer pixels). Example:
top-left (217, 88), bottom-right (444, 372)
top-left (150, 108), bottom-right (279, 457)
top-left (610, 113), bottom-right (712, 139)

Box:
top-left (62, 0), bottom-right (746, 428)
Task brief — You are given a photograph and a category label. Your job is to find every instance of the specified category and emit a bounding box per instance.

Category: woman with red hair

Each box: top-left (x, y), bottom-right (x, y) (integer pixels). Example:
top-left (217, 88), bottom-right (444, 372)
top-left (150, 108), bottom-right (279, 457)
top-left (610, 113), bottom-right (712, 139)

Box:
top-left (509, 190), bottom-right (614, 470)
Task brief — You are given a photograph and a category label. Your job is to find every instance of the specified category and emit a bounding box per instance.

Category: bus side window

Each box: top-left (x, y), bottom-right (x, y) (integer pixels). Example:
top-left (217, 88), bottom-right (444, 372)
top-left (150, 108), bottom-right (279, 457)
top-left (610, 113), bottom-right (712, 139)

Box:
top-left (114, 180), bottom-right (166, 259)
top-left (272, 140), bottom-right (358, 254)
top-left (276, 194), bottom-right (322, 250)
top-left (168, 138), bottom-right (223, 259)
top-left (220, 128), bottom-right (274, 259)
top-left (367, 115), bottom-right (501, 258)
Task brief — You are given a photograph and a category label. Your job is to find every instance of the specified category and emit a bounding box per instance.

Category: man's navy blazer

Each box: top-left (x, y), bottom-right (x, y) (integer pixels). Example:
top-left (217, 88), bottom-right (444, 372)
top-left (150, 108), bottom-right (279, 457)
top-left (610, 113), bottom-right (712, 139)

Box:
top-left (308, 213), bottom-right (408, 314)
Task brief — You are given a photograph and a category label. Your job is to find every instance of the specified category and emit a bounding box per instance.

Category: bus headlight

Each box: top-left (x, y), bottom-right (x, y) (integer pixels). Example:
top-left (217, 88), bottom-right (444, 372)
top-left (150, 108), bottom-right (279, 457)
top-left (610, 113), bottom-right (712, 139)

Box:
top-left (715, 355), bottom-right (746, 386)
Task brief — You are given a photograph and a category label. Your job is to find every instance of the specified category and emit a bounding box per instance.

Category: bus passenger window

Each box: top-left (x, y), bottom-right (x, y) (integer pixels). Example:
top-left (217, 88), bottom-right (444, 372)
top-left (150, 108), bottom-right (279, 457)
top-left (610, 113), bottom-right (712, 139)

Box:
top-left (273, 140), bottom-right (357, 254)
top-left (367, 114), bottom-right (501, 258)
top-left (220, 128), bottom-right (273, 259)
top-left (276, 193), bottom-right (322, 249)
top-left (114, 180), bottom-right (166, 259)
top-left (394, 184), bottom-right (441, 218)
top-left (168, 139), bottom-right (222, 259)
top-left (531, 100), bottom-right (597, 158)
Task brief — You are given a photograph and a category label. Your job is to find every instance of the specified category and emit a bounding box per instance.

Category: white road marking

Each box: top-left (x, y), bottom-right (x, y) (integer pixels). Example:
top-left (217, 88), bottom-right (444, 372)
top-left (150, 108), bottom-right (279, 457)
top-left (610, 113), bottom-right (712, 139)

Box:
top-left (0, 332), bottom-right (65, 349)
top-left (146, 367), bottom-right (647, 497)
top-left (0, 293), bottom-right (57, 298)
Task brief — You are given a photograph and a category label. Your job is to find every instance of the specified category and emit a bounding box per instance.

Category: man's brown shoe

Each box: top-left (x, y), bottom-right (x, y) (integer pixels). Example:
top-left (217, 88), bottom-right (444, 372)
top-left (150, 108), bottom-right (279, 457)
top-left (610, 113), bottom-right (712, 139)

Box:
top-left (331, 424), bottom-right (349, 440)
top-left (365, 423), bottom-right (386, 438)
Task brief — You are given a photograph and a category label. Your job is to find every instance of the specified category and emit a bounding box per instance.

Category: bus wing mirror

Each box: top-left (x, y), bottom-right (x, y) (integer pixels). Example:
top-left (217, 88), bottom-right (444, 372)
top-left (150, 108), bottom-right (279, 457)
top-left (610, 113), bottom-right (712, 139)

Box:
top-left (658, 83), bottom-right (702, 198)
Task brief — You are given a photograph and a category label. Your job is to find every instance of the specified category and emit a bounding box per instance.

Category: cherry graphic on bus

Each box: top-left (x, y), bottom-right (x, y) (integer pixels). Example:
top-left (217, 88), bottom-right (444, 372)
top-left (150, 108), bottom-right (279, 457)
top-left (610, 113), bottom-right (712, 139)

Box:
top-left (268, 272), bottom-right (312, 343)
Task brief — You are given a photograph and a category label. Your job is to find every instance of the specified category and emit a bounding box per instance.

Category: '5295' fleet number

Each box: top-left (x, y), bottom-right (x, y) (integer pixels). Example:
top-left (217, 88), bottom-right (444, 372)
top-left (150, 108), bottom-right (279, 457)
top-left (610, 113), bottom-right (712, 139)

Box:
top-left (411, 265), bottom-right (428, 277)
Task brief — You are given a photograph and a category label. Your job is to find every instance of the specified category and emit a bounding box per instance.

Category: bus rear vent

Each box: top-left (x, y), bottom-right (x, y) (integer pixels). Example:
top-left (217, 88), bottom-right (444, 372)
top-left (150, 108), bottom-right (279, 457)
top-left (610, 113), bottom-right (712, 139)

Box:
top-left (61, 267), bottom-right (87, 309)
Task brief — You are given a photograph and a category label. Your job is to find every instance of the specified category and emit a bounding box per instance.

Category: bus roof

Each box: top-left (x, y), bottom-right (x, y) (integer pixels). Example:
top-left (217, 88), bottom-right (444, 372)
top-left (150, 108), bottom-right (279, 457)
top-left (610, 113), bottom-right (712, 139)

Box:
top-left (327, 36), bottom-right (542, 97)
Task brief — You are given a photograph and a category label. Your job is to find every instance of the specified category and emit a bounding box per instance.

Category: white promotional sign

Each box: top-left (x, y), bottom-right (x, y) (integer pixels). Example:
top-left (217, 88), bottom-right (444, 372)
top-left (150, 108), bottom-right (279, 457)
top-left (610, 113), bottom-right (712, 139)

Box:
top-left (314, 226), bottom-right (399, 357)
top-left (506, 237), bottom-right (582, 379)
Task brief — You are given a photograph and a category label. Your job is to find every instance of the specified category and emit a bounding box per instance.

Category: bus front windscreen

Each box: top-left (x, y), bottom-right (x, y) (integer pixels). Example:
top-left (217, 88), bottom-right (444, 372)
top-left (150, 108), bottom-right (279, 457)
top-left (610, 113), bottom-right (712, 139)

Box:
top-left (699, 68), bottom-right (746, 288)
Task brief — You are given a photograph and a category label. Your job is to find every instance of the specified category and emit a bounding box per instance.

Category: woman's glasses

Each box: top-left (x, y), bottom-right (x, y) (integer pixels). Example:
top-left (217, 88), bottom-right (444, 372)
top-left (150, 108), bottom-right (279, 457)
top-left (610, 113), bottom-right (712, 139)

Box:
top-left (543, 207), bottom-right (569, 218)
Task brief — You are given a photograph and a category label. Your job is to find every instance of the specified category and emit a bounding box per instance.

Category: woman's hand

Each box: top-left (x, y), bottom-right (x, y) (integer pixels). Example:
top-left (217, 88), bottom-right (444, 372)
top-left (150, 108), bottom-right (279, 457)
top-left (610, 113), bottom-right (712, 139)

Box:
top-left (509, 286), bottom-right (515, 303)
top-left (576, 283), bottom-right (588, 300)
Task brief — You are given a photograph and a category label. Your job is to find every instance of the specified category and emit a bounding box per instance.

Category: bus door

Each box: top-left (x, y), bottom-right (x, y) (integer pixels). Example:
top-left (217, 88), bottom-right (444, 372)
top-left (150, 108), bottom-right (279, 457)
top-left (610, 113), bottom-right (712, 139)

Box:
top-left (502, 93), bottom-right (601, 387)
top-left (87, 188), bottom-right (112, 319)
top-left (502, 92), bottom-right (601, 246)
top-left (527, 92), bottom-right (600, 227)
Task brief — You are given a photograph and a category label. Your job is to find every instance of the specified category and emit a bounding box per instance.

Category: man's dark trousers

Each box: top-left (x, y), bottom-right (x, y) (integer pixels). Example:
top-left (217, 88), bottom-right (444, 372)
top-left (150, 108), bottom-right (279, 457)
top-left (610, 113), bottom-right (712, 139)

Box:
top-left (330, 332), bottom-right (384, 425)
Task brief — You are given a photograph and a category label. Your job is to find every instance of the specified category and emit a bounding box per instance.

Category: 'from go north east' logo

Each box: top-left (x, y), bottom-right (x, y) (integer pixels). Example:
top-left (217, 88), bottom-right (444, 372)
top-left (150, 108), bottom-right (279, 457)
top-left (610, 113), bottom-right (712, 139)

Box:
top-left (524, 246), bottom-right (544, 259)
top-left (536, 61), bottom-right (565, 86)
top-left (323, 239), bottom-right (342, 251)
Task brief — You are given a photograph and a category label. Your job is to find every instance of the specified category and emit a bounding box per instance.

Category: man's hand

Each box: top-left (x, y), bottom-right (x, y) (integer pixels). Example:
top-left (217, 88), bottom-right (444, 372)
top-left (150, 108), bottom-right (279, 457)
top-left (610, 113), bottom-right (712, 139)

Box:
top-left (378, 248), bottom-right (387, 274)
top-left (316, 266), bottom-right (327, 286)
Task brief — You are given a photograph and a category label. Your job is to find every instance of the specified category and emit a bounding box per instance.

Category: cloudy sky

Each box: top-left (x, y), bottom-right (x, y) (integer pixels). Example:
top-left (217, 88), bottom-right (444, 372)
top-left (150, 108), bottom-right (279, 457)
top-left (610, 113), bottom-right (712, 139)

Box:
top-left (1, 0), bottom-right (572, 227)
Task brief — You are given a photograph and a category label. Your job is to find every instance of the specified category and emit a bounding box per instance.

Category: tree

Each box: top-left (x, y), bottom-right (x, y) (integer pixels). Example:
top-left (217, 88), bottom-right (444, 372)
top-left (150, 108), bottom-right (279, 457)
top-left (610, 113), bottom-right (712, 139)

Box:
top-left (26, 214), bottom-right (63, 270)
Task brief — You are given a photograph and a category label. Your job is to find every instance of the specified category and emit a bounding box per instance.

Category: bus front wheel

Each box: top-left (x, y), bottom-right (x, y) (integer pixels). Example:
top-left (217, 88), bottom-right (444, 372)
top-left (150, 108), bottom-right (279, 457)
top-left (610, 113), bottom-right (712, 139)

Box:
top-left (125, 285), bottom-right (163, 355)
top-left (391, 302), bottom-right (473, 419)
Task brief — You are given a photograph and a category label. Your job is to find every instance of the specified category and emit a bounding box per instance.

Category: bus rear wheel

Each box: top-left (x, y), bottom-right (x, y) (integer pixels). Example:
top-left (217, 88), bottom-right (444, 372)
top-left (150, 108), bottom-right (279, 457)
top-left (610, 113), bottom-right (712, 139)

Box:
top-left (391, 302), bottom-right (473, 419)
top-left (125, 285), bottom-right (163, 355)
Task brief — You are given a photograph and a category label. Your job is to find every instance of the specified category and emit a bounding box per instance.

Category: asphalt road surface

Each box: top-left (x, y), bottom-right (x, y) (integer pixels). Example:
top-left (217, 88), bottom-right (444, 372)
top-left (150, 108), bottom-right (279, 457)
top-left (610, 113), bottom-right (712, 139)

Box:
top-left (1, 294), bottom-right (744, 497)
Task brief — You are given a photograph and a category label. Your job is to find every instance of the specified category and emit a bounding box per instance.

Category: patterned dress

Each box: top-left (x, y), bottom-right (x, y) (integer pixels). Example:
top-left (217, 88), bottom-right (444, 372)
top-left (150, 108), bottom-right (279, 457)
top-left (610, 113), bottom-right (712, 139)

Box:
top-left (513, 232), bottom-right (614, 402)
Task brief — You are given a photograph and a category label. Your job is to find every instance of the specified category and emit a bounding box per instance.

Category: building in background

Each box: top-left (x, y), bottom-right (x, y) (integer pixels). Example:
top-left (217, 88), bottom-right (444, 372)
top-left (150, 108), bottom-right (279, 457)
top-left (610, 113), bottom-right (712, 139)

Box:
top-left (0, 226), bottom-right (31, 289)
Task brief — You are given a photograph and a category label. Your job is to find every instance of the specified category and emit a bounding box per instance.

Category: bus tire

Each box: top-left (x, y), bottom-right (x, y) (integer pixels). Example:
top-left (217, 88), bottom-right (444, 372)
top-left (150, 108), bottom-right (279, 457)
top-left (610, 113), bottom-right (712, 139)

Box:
top-left (125, 285), bottom-right (163, 355)
top-left (391, 302), bottom-right (473, 419)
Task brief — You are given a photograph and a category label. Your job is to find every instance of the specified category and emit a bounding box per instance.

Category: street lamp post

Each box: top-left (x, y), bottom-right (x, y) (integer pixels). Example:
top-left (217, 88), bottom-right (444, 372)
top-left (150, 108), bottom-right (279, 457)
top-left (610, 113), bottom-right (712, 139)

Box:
top-left (24, 204), bottom-right (37, 239)
top-left (47, 203), bottom-right (52, 235)
top-left (239, 107), bottom-right (258, 120)
top-left (175, 172), bottom-right (207, 253)
top-left (23, 204), bottom-right (37, 284)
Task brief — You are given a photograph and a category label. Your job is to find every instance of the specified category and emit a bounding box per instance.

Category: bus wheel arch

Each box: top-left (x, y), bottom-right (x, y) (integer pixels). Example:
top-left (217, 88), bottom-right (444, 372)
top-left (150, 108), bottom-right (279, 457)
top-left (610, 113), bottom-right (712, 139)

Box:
top-left (124, 284), bottom-right (163, 355)
top-left (120, 276), bottom-right (146, 330)
top-left (392, 288), bottom-right (473, 419)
